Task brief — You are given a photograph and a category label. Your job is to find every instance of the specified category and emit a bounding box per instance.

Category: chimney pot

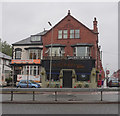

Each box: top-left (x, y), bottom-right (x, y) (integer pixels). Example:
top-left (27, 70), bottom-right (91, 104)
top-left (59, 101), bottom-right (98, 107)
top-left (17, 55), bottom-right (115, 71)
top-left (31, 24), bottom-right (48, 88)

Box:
top-left (94, 17), bottom-right (96, 21)
top-left (93, 17), bottom-right (98, 33)
top-left (68, 10), bottom-right (70, 15)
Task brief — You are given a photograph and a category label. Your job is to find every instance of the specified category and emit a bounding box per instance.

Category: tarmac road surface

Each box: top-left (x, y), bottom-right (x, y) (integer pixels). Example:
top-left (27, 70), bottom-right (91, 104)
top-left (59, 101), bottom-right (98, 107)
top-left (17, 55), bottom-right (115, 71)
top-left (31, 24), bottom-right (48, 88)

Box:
top-left (2, 103), bottom-right (119, 114)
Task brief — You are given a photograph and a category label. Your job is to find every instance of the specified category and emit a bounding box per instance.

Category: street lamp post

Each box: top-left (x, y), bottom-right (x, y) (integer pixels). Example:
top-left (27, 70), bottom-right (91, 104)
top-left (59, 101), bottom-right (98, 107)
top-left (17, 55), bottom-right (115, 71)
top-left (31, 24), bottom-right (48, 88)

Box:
top-left (48, 22), bottom-right (53, 87)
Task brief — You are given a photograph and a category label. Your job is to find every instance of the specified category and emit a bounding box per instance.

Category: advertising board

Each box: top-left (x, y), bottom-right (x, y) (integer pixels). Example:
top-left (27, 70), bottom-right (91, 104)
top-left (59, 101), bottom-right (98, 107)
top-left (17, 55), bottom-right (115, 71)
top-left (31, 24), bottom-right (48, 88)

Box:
top-left (17, 75), bottom-right (41, 82)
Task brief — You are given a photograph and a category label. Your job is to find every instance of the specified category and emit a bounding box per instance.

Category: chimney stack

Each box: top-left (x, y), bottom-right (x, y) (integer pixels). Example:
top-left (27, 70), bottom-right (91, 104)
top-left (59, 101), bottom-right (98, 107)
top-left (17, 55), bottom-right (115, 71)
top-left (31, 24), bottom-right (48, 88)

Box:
top-left (93, 17), bottom-right (98, 33)
top-left (68, 10), bottom-right (71, 15)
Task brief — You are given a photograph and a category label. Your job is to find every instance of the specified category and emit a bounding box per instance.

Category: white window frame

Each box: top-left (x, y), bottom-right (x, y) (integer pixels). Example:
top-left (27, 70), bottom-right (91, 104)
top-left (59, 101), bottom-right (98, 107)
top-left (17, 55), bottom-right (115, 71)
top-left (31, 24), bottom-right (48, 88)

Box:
top-left (15, 50), bottom-right (21, 59)
top-left (70, 30), bottom-right (74, 39)
top-left (31, 36), bottom-right (41, 42)
top-left (29, 49), bottom-right (41, 59)
top-left (63, 30), bottom-right (68, 39)
top-left (75, 29), bottom-right (80, 38)
top-left (58, 30), bottom-right (62, 39)
top-left (48, 47), bottom-right (65, 56)
top-left (76, 47), bottom-right (90, 57)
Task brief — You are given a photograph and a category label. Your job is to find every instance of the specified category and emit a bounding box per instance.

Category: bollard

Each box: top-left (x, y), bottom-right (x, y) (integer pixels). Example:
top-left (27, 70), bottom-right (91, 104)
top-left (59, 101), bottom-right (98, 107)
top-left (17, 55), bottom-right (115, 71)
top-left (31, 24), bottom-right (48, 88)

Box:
top-left (55, 91), bottom-right (57, 101)
top-left (33, 91), bottom-right (35, 101)
top-left (11, 91), bottom-right (13, 101)
top-left (101, 91), bottom-right (103, 101)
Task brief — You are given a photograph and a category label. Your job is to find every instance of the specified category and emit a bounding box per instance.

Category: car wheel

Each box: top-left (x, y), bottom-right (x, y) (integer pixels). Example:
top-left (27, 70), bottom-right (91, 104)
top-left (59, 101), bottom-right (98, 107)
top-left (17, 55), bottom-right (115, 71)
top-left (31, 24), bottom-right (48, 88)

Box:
top-left (32, 86), bottom-right (36, 88)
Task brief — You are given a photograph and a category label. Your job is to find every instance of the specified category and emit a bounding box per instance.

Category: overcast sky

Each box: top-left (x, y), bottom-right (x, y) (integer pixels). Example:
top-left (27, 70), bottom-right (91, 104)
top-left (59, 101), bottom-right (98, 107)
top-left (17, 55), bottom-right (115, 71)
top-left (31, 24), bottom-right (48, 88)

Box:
top-left (0, 2), bottom-right (118, 76)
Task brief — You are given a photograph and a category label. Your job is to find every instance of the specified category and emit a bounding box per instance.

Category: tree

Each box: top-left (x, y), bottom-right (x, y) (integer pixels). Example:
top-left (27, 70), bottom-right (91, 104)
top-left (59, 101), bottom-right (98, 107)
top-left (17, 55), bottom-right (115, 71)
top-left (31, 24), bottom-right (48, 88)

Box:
top-left (0, 38), bottom-right (12, 57)
top-left (0, 38), bottom-right (2, 52)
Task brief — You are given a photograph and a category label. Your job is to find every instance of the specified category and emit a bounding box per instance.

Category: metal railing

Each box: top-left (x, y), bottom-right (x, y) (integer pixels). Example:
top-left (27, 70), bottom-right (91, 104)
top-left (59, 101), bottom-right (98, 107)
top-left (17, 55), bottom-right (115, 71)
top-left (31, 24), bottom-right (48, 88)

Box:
top-left (1, 88), bottom-right (120, 102)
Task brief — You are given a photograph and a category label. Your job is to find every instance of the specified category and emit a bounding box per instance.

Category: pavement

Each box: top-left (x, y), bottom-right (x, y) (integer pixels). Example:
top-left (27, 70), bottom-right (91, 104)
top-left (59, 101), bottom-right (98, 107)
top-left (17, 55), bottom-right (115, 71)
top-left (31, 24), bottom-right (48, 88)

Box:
top-left (1, 91), bottom-right (119, 104)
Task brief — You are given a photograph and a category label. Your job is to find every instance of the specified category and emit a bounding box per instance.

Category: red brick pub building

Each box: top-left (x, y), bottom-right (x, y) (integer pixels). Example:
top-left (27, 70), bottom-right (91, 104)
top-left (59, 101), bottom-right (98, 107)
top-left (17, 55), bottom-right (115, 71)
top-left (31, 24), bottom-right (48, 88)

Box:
top-left (41, 10), bottom-right (105, 88)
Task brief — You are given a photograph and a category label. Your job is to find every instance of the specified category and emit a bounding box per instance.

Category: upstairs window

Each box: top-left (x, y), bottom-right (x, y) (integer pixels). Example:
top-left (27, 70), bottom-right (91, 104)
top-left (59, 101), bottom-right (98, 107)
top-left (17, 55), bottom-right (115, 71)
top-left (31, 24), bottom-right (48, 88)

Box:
top-left (31, 36), bottom-right (41, 42)
top-left (70, 30), bottom-right (74, 39)
top-left (29, 49), bottom-right (41, 59)
top-left (15, 48), bottom-right (22, 59)
top-left (58, 30), bottom-right (62, 39)
top-left (74, 47), bottom-right (90, 57)
top-left (63, 30), bottom-right (68, 39)
top-left (47, 47), bottom-right (65, 57)
top-left (70, 29), bottom-right (80, 39)
top-left (75, 29), bottom-right (80, 38)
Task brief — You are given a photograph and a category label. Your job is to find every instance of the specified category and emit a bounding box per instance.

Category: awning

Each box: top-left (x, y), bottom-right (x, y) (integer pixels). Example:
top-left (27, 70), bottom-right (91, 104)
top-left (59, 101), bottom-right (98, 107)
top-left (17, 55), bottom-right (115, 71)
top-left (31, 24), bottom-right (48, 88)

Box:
top-left (71, 43), bottom-right (93, 47)
top-left (10, 59), bottom-right (41, 65)
top-left (45, 44), bottom-right (66, 48)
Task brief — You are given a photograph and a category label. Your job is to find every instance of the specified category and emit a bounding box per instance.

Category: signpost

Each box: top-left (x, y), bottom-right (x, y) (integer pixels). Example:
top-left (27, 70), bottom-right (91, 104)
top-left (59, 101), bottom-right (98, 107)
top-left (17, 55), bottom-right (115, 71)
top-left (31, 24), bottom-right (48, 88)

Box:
top-left (106, 70), bottom-right (110, 87)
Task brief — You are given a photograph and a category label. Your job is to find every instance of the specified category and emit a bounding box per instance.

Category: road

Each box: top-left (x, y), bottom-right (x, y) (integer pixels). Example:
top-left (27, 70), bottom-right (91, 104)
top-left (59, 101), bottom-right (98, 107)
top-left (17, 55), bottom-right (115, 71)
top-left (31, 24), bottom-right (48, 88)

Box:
top-left (2, 103), bottom-right (119, 114)
top-left (1, 91), bottom-right (119, 115)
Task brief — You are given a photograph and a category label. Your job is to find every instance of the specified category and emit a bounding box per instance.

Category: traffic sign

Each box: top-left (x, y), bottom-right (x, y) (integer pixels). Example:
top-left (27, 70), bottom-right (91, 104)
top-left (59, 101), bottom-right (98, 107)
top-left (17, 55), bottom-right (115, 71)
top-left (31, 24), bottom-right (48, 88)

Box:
top-left (106, 70), bottom-right (110, 75)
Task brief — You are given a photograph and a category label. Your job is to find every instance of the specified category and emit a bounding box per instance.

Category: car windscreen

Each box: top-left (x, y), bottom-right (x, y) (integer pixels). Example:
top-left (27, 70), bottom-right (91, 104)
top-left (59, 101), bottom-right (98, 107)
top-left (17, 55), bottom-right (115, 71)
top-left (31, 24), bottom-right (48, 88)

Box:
top-left (30, 80), bottom-right (37, 84)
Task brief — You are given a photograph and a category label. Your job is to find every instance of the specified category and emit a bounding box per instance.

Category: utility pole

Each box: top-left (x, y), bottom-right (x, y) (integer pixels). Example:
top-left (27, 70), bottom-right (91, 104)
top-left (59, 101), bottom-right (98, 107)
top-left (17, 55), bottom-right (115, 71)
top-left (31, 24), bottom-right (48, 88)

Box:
top-left (48, 21), bottom-right (53, 87)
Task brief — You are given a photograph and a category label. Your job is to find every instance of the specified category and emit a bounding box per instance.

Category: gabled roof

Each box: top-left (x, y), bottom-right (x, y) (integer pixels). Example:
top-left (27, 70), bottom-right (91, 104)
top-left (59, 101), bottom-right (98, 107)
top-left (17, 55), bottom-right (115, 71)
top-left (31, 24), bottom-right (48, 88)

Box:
top-left (0, 52), bottom-right (12, 60)
top-left (12, 30), bottom-right (48, 46)
top-left (44, 11), bottom-right (96, 36)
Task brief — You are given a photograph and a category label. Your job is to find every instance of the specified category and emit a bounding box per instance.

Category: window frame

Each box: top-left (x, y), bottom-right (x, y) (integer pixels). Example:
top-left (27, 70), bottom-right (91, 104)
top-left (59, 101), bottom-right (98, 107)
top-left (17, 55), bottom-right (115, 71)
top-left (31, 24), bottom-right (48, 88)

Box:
top-left (70, 29), bottom-right (74, 39)
top-left (31, 36), bottom-right (41, 42)
top-left (75, 29), bottom-right (80, 39)
top-left (74, 46), bottom-right (90, 57)
top-left (29, 49), bottom-right (41, 59)
top-left (58, 30), bottom-right (63, 39)
top-left (15, 48), bottom-right (22, 59)
top-left (48, 47), bottom-right (65, 57)
top-left (63, 30), bottom-right (68, 39)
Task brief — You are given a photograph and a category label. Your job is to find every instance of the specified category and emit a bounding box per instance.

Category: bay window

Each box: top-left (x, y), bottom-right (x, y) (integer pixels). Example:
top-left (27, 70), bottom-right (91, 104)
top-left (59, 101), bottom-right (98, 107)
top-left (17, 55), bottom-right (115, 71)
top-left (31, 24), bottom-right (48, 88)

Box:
top-left (74, 47), bottom-right (90, 57)
top-left (29, 49), bottom-right (41, 59)
top-left (47, 47), bottom-right (65, 56)
top-left (23, 66), bottom-right (41, 76)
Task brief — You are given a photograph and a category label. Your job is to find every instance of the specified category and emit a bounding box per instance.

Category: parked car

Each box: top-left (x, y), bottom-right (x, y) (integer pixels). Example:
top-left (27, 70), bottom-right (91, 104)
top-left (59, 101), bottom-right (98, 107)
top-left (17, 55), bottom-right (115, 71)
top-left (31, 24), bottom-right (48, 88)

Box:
top-left (16, 80), bottom-right (41, 88)
top-left (108, 80), bottom-right (120, 87)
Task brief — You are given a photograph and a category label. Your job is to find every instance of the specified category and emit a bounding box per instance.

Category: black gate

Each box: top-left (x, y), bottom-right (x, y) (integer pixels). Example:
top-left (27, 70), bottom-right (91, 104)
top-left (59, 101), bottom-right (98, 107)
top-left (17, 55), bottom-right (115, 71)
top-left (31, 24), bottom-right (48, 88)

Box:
top-left (63, 70), bottom-right (72, 88)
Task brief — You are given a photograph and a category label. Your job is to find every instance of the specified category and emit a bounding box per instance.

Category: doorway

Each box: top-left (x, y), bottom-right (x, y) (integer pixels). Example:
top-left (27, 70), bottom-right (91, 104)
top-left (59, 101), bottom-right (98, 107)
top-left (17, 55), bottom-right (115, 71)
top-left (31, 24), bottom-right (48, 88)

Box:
top-left (63, 70), bottom-right (72, 88)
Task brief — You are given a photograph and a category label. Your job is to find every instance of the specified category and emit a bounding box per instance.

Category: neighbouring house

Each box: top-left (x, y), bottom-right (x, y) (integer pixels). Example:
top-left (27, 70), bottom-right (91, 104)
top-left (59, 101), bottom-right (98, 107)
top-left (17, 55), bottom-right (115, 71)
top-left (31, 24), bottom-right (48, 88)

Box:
top-left (11, 30), bottom-right (47, 84)
top-left (0, 52), bottom-right (12, 86)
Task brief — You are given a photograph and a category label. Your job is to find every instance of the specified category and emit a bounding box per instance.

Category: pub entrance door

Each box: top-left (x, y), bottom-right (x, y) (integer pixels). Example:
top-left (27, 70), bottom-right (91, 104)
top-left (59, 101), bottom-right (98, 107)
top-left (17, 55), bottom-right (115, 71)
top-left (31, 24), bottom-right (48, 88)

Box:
top-left (63, 70), bottom-right (72, 88)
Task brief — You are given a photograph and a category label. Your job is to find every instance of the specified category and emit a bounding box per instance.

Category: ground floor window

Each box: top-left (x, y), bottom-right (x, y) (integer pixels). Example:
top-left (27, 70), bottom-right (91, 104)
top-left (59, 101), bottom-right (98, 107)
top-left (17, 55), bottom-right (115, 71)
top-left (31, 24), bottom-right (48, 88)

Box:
top-left (14, 66), bottom-right (22, 75)
top-left (77, 74), bottom-right (90, 81)
top-left (23, 66), bottom-right (41, 76)
top-left (46, 73), bottom-right (59, 81)
top-left (14, 65), bottom-right (41, 76)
